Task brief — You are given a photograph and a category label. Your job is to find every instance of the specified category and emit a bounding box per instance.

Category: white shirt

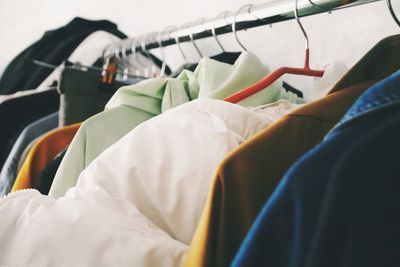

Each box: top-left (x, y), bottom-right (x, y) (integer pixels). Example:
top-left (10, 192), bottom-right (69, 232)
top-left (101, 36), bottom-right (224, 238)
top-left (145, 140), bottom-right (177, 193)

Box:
top-left (0, 98), bottom-right (299, 267)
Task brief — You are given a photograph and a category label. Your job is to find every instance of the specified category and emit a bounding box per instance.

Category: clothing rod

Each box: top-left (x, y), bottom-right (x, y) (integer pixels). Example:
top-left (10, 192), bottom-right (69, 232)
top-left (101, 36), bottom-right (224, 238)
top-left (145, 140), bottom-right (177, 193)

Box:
top-left (109, 0), bottom-right (381, 57)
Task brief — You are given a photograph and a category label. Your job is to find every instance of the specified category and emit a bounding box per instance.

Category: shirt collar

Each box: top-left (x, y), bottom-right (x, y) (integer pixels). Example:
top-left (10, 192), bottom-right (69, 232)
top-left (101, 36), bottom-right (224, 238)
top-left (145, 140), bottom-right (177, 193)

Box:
top-left (326, 69), bottom-right (400, 138)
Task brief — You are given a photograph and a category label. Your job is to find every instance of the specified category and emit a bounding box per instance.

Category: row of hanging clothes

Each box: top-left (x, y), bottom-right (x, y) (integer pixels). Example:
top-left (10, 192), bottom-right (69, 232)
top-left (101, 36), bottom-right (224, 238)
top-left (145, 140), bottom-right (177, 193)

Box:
top-left (0, 0), bottom-right (399, 265)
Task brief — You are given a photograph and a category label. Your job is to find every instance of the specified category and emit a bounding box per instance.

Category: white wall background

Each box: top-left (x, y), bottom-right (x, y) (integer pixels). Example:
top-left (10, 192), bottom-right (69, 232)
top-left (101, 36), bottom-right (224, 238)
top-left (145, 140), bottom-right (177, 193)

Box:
top-left (0, 0), bottom-right (399, 88)
top-left (0, 0), bottom-right (268, 75)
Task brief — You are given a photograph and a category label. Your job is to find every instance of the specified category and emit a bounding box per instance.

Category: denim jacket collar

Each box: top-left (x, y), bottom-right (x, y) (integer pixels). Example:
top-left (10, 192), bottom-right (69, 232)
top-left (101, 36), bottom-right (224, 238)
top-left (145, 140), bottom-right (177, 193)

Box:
top-left (326, 69), bottom-right (400, 138)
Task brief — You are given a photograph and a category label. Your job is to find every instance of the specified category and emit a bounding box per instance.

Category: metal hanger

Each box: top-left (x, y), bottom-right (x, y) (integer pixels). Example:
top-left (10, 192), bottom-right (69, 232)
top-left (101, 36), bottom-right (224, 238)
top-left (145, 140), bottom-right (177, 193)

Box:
top-left (36, 43), bottom-right (135, 84)
top-left (99, 43), bottom-right (119, 84)
top-left (224, 0), bottom-right (324, 103)
top-left (194, 17), bottom-right (208, 56)
top-left (33, 59), bottom-right (146, 80)
top-left (247, 4), bottom-right (276, 34)
top-left (148, 32), bottom-right (167, 77)
top-left (50, 41), bottom-right (146, 83)
top-left (232, 4), bottom-right (254, 51)
top-left (248, 5), bottom-right (268, 23)
top-left (184, 20), bottom-right (203, 59)
top-left (140, 34), bottom-right (151, 78)
top-left (113, 47), bottom-right (126, 81)
top-left (212, 12), bottom-right (229, 53)
top-left (387, 0), bottom-right (400, 28)
top-left (307, 0), bottom-right (328, 9)
top-left (164, 25), bottom-right (188, 63)
top-left (158, 26), bottom-right (172, 77)
top-left (123, 39), bottom-right (143, 77)
top-left (295, 0), bottom-right (311, 54)
top-left (119, 43), bottom-right (134, 81)
top-left (129, 38), bottom-right (149, 77)
top-left (101, 43), bottom-right (113, 62)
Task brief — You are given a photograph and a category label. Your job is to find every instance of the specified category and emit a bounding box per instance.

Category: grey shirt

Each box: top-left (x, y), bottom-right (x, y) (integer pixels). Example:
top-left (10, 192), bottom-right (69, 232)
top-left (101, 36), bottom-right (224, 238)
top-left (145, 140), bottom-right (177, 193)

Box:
top-left (0, 112), bottom-right (58, 196)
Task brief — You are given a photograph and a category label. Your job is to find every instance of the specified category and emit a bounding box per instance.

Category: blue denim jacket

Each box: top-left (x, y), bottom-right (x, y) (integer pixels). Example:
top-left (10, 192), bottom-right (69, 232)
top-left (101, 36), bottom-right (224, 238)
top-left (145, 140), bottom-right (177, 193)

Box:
top-left (231, 70), bottom-right (400, 267)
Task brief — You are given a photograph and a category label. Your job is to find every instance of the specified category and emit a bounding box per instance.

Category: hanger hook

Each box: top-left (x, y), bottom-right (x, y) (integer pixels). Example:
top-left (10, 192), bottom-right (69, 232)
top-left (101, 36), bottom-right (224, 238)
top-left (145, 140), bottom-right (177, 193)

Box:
top-left (158, 27), bottom-right (173, 77)
top-left (101, 44), bottom-right (114, 63)
top-left (167, 25), bottom-right (188, 63)
top-left (151, 32), bottom-right (167, 77)
top-left (114, 47), bottom-right (120, 60)
top-left (248, 5), bottom-right (268, 23)
top-left (101, 46), bottom-right (108, 62)
top-left (233, 4), bottom-right (253, 51)
top-left (140, 34), bottom-right (153, 74)
top-left (140, 34), bottom-right (151, 58)
top-left (130, 39), bottom-right (146, 71)
top-left (130, 38), bottom-right (147, 69)
top-left (121, 42), bottom-right (127, 60)
top-left (307, 0), bottom-right (327, 9)
top-left (212, 12), bottom-right (229, 53)
top-left (130, 39), bottom-right (137, 59)
top-left (120, 41), bottom-right (131, 68)
top-left (117, 44), bottom-right (129, 65)
top-left (294, 0), bottom-right (309, 51)
top-left (112, 46), bottom-right (122, 75)
top-left (121, 40), bottom-right (132, 65)
top-left (187, 19), bottom-right (204, 59)
top-left (387, 0), bottom-right (400, 28)
top-left (140, 34), bottom-right (157, 77)
top-left (118, 42), bottom-right (130, 80)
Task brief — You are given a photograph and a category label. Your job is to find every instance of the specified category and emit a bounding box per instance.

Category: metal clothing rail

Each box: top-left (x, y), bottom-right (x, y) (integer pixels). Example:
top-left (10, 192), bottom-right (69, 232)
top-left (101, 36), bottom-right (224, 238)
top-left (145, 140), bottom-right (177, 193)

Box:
top-left (109, 0), bottom-right (382, 57)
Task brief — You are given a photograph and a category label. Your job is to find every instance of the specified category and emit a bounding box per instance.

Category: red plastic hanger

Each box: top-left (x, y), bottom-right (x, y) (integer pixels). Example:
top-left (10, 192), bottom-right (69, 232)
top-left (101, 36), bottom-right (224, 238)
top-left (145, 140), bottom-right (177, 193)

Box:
top-left (224, 0), bottom-right (325, 103)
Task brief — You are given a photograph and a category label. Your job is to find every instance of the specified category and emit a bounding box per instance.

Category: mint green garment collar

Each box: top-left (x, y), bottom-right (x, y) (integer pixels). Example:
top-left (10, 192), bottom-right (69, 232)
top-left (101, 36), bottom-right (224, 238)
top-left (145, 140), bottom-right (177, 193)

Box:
top-left (106, 52), bottom-right (304, 112)
top-left (49, 52), bottom-right (304, 198)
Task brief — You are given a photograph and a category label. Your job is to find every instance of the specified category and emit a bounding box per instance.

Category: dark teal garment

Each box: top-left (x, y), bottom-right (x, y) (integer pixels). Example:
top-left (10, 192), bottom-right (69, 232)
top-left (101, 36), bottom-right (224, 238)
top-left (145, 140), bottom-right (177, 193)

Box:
top-left (232, 70), bottom-right (400, 267)
top-left (34, 146), bottom-right (67, 195)
top-left (58, 67), bottom-right (138, 126)
top-left (0, 89), bottom-right (59, 173)
top-left (0, 112), bottom-right (58, 196)
top-left (0, 17), bottom-right (126, 95)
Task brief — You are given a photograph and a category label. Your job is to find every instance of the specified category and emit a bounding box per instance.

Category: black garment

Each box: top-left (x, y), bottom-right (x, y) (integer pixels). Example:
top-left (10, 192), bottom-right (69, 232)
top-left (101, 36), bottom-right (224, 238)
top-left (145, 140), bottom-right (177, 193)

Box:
top-left (34, 147), bottom-right (67, 195)
top-left (282, 81), bottom-right (303, 98)
top-left (0, 89), bottom-right (59, 170)
top-left (171, 52), bottom-right (242, 77)
top-left (58, 67), bottom-right (135, 126)
top-left (0, 17), bottom-right (126, 95)
top-left (210, 52), bottom-right (242, 65)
